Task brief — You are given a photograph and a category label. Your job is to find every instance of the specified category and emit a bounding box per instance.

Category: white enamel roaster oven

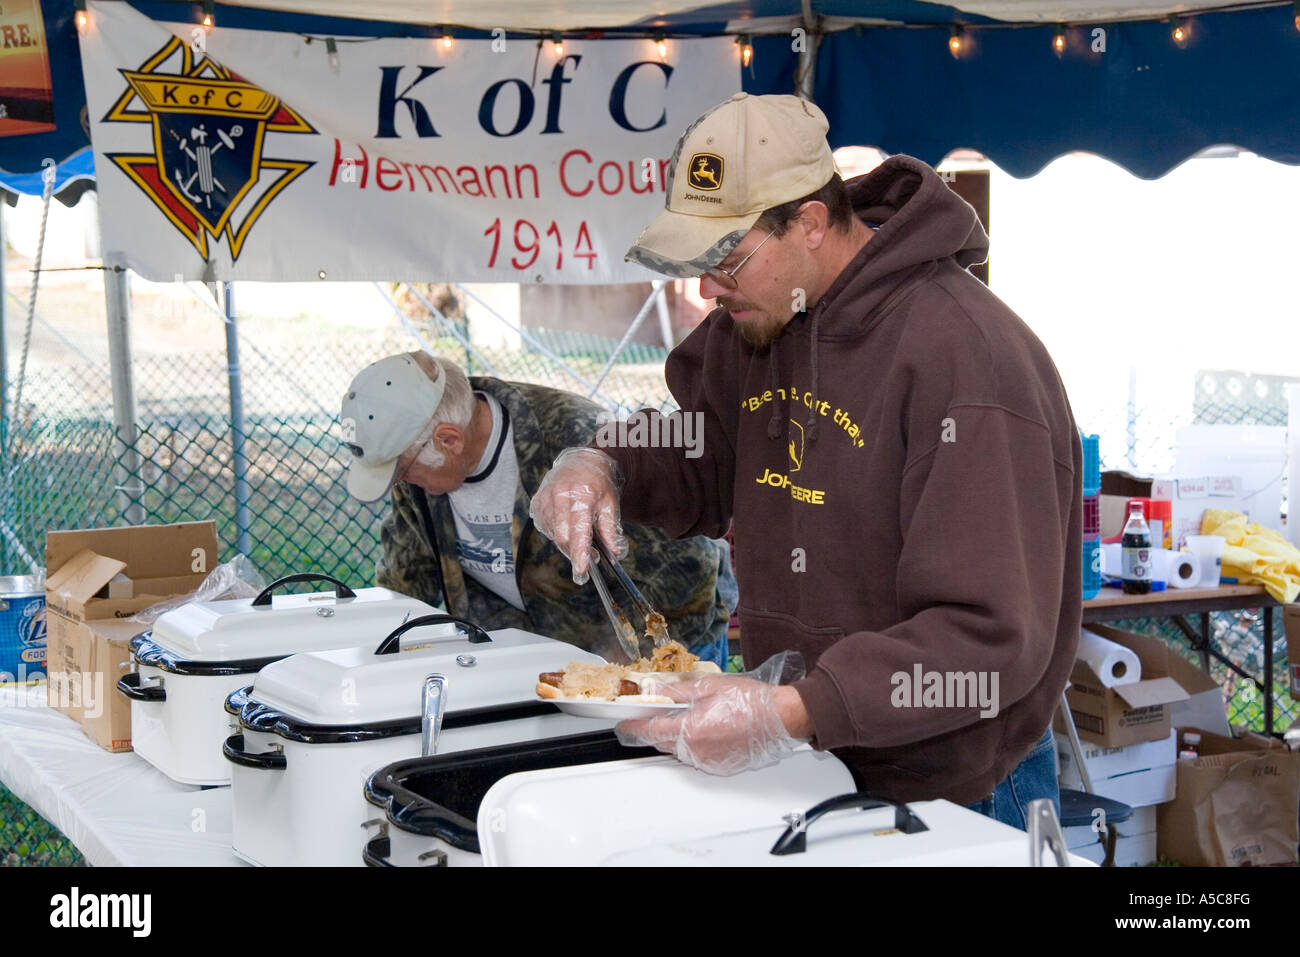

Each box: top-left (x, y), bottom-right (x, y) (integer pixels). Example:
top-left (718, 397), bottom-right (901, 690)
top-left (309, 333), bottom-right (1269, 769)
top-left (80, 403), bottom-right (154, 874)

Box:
top-left (361, 737), bottom-right (856, 867)
top-left (364, 742), bottom-right (1099, 867)
top-left (222, 614), bottom-right (616, 867)
top-left (117, 573), bottom-right (439, 786)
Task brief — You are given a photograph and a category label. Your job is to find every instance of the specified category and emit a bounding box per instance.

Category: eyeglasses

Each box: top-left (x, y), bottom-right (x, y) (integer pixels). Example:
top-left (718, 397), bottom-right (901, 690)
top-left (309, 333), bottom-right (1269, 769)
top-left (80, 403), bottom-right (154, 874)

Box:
top-left (704, 228), bottom-right (776, 290)
top-left (397, 434), bottom-right (434, 479)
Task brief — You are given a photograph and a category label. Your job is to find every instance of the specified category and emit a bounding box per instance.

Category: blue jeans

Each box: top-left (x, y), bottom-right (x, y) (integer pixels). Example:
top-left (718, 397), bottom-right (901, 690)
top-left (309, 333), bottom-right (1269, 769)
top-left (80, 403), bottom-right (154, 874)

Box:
top-left (691, 538), bottom-right (738, 669)
top-left (964, 727), bottom-right (1059, 832)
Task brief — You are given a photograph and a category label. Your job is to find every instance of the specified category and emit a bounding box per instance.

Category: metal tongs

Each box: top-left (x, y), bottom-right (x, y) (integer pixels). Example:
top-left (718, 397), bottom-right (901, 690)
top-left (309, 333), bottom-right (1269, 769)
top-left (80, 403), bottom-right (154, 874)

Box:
top-left (588, 538), bottom-right (672, 663)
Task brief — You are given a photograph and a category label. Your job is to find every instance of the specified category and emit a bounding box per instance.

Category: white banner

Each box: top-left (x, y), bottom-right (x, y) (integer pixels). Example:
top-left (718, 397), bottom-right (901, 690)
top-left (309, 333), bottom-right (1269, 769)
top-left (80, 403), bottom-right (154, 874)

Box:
top-left (79, 2), bottom-right (740, 283)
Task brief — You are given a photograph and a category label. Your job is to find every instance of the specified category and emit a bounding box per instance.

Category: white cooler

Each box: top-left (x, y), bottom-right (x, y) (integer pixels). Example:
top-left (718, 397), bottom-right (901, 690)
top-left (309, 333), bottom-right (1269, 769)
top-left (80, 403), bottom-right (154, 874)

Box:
top-left (224, 615), bottom-right (615, 867)
top-left (118, 573), bottom-right (439, 785)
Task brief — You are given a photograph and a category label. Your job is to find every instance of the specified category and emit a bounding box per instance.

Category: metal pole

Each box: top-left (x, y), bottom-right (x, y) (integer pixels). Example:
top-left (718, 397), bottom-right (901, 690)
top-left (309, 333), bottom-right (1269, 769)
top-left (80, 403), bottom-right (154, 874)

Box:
top-left (1126, 365), bottom-right (1138, 469)
top-left (104, 265), bottom-right (145, 525)
top-left (224, 282), bottom-right (251, 558)
top-left (1, 203), bottom-right (9, 573)
top-left (588, 281), bottom-right (665, 398)
top-left (655, 282), bottom-right (674, 351)
top-left (796, 0), bottom-right (821, 100)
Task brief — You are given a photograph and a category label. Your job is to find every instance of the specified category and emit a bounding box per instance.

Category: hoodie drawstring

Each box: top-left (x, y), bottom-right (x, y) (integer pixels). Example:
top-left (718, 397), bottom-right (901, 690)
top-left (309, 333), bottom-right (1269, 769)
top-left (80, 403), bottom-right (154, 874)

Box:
top-left (766, 338), bottom-right (783, 439)
top-left (806, 306), bottom-right (821, 443)
top-left (765, 311), bottom-right (822, 443)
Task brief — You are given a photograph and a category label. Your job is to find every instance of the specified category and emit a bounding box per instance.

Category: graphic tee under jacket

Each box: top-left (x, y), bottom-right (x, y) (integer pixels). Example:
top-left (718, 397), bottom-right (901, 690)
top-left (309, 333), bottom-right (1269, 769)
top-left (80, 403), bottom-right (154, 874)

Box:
top-left (604, 155), bottom-right (1083, 804)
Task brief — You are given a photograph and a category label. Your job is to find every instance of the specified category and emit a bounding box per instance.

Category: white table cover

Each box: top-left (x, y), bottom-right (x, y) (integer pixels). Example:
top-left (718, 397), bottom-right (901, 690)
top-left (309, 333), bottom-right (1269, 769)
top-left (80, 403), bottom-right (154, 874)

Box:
top-left (0, 683), bottom-right (244, 867)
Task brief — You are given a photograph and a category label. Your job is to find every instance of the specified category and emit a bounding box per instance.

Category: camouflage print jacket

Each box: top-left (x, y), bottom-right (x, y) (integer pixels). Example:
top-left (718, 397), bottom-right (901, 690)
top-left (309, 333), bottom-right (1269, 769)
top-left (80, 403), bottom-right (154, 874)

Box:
top-left (375, 377), bottom-right (730, 661)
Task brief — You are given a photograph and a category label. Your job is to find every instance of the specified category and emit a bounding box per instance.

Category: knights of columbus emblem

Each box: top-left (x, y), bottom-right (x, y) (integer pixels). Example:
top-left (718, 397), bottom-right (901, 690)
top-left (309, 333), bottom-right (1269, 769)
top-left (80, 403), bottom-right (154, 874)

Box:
top-left (103, 36), bottom-right (315, 261)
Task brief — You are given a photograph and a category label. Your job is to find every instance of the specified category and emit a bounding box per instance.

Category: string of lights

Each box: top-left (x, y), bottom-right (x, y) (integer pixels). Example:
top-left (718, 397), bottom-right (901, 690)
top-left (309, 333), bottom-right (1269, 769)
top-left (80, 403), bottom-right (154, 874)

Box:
top-left (70, 1), bottom-right (1300, 65)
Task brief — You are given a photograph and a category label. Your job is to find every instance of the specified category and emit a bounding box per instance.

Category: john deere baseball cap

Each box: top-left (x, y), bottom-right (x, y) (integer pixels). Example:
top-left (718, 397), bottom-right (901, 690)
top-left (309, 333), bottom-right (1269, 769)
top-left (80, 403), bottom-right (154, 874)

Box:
top-left (340, 354), bottom-right (445, 503)
top-left (625, 93), bottom-right (836, 278)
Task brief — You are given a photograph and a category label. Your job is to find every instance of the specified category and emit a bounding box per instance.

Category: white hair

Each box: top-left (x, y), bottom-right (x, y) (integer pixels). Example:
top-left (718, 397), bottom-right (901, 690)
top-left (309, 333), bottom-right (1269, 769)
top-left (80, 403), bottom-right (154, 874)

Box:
top-left (406, 354), bottom-right (475, 469)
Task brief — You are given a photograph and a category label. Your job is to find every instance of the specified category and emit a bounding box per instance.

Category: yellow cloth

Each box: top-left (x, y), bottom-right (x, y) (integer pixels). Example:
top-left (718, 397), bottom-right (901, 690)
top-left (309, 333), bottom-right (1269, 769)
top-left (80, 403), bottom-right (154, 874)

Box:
top-left (1199, 508), bottom-right (1300, 603)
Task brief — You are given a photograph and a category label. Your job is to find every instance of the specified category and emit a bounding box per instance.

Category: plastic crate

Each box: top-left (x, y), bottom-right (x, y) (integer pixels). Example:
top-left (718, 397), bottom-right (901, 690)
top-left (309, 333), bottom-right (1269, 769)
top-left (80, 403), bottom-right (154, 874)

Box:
top-left (1081, 433), bottom-right (1101, 496)
top-left (1082, 537), bottom-right (1102, 600)
top-left (1083, 494), bottom-right (1101, 539)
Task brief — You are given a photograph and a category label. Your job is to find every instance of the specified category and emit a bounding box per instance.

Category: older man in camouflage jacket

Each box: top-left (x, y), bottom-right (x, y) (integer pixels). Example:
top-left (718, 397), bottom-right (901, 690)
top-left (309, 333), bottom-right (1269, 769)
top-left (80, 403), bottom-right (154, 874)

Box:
top-left (341, 352), bottom-right (735, 665)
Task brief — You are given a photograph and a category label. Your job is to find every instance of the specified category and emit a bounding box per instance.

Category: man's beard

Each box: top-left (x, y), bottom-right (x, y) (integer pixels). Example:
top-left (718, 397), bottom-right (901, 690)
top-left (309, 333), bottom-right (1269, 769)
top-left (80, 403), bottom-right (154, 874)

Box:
top-left (733, 311), bottom-right (787, 349)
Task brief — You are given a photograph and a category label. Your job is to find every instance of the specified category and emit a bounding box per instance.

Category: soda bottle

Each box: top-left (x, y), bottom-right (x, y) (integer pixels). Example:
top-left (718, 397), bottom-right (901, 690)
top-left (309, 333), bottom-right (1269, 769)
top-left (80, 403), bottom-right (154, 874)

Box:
top-left (1121, 501), bottom-right (1152, 595)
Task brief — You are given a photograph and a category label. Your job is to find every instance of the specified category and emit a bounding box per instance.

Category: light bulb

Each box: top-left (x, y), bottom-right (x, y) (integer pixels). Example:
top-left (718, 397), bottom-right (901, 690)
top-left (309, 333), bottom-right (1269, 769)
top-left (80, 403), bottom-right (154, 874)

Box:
top-left (1052, 29), bottom-right (1065, 55)
top-left (949, 32), bottom-right (962, 57)
top-left (657, 39), bottom-right (667, 59)
top-left (202, 13), bottom-right (213, 32)
top-left (443, 33), bottom-right (453, 49)
top-left (741, 38), bottom-right (752, 67)
top-left (75, 10), bottom-right (88, 34)
top-left (1172, 20), bottom-right (1187, 46)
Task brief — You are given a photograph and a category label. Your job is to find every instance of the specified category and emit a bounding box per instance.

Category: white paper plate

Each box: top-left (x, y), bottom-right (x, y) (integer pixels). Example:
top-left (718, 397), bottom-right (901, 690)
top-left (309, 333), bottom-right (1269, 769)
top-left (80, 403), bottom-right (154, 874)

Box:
top-left (540, 697), bottom-right (689, 719)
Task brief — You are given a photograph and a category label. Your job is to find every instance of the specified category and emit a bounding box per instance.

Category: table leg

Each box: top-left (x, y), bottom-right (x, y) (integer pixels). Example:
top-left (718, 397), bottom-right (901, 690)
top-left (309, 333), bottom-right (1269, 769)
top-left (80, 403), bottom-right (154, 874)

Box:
top-left (1199, 612), bottom-right (1211, 672)
top-left (1172, 615), bottom-right (1259, 686)
top-left (1264, 606), bottom-right (1274, 736)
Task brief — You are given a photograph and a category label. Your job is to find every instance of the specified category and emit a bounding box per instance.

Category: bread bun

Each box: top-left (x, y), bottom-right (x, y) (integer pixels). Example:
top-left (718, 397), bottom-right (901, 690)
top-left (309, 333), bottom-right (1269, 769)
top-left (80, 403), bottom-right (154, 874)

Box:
top-left (613, 693), bottom-right (676, 705)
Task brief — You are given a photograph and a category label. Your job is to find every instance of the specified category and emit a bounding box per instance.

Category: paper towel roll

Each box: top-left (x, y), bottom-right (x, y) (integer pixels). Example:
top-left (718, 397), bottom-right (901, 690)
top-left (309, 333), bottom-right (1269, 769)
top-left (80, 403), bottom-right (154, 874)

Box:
top-left (1156, 549), bottom-right (1202, 589)
top-left (1077, 628), bottom-right (1142, 687)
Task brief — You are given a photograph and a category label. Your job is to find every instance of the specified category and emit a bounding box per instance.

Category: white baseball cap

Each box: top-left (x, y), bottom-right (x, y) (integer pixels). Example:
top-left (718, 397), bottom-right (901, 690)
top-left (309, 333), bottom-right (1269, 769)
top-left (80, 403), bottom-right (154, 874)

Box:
top-left (340, 354), bottom-right (446, 503)
top-left (625, 93), bottom-right (836, 278)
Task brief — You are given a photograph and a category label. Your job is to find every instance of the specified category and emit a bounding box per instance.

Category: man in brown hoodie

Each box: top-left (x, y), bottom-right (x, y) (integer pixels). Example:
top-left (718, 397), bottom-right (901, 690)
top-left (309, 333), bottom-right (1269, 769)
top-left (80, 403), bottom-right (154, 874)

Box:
top-left (529, 93), bottom-right (1082, 831)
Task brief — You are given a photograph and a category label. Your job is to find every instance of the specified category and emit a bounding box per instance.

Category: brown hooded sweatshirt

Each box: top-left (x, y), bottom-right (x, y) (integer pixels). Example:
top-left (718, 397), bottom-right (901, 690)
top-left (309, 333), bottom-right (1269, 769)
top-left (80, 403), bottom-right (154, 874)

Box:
top-left (603, 155), bottom-right (1082, 804)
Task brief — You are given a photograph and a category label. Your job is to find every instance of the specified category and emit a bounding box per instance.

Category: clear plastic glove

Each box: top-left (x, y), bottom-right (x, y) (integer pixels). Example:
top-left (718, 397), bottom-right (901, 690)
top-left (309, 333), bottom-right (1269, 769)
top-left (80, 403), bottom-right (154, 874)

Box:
top-left (529, 447), bottom-right (626, 584)
top-left (615, 651), bottom-right (808, 776)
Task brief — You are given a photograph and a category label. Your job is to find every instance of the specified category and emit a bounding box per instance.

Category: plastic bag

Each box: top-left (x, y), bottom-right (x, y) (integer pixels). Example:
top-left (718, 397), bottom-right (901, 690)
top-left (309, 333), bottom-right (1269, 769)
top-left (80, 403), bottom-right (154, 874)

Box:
top-left (128, 554), bottom-right (267, 624)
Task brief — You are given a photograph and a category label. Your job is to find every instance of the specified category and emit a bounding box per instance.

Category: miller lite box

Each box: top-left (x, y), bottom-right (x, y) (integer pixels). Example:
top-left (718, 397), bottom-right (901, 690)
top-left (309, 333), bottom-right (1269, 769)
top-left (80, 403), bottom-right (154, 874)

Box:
top-left (0, 575), bottom-right (46, 683)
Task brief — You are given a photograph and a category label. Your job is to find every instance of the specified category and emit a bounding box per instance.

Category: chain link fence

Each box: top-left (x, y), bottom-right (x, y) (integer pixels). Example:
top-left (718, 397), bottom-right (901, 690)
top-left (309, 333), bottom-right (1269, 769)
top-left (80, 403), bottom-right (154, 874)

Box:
top-left (2, 273), bottom-right (1297, 864)
top-left (0, 785), bottom-right (85, 867)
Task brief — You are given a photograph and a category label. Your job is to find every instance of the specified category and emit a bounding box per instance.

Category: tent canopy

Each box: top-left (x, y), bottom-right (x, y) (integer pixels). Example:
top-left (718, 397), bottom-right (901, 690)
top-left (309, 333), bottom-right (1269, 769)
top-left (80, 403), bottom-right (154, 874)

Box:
top-left (214, 1), bottom-right (1277, 30)
top-left (3, 0), bottom-right (1299, 180)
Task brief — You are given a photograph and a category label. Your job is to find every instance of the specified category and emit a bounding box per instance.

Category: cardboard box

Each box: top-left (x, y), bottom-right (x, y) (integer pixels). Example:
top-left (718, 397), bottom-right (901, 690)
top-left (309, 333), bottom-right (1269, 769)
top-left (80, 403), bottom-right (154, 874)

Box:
top-left (1055, 625), bottom-right (1190, 747)
top-left (44, 522), bottom-right (217, 752)
top-left (1150, 475), bottom-right (1246, 551)
top-left (1099, 494), bottom-right (1131, 540)
top-left (106, 573), bottom-right (134, 600)
top-left (1157, 727), bottom-right (1300, 866)
top-left (1057, 729), bottom-right (1176, 781)
top-left (1165, 646), bottom-right (1232, 738)
top-left (1056, 730), bottom-right (1178, 807)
